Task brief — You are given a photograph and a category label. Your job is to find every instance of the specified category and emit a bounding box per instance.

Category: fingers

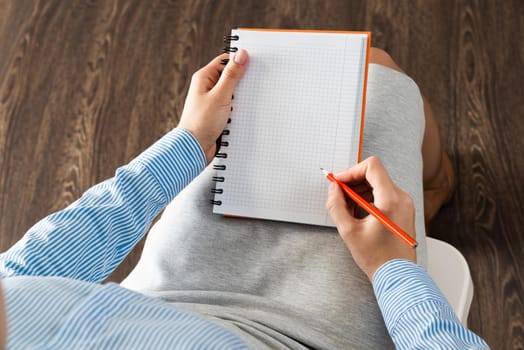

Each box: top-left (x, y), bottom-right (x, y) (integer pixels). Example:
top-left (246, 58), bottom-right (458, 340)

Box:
top-left (326, 156), bottom-right (403, 233)
top-left (213, 48), bottom-right (249, 99)
top-left (190, 49), bottom-right (249, 98)
top-left (333, 156), bottom-right (396, 203)
top-left (334, 156), bottom-right (390, 186)
top-left (190, 54), bottom-right (229, 93)
top-left (326, 182), bottom-right (356, 234)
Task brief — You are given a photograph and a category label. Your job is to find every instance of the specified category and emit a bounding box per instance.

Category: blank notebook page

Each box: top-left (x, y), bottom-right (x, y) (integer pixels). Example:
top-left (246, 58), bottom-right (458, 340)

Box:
top-left (213, 29), bottom-right (369, 227)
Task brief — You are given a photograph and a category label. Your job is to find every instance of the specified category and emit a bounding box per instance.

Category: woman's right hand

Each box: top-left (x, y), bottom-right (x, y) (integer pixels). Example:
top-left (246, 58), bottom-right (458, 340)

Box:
top-left (325, 156), bottom-right (417, 281)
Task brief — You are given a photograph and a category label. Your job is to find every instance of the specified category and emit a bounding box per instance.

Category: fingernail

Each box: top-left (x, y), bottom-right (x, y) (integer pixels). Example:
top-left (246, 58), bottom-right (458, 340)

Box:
top-left (328, 182), bottom-right (337, 194)
top-left (233, 49), bottom-right (247, 65)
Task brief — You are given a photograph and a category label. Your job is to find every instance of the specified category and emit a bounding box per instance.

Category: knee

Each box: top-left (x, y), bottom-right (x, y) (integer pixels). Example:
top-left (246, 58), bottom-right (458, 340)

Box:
top-left (369, 48), bottom-right (405, 74)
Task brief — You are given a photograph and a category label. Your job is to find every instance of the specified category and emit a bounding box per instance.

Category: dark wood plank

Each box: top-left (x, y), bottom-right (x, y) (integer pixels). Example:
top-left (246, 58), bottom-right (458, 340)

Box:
top-left (0, 0), bottom-right (523, 348)
top-left (428, 1), bottom-right (524, 348)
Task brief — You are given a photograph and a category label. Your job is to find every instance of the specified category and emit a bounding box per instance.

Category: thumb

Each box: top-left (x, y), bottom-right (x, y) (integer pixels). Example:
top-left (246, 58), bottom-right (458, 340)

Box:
top-left (213, 48), bottom-right (249, 98)
top-left (326, 182), bottom-right (356, 234)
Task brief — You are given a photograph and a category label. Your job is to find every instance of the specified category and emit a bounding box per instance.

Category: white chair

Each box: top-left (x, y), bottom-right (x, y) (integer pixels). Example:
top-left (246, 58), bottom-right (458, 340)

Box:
top-left (426, 237), bottom-right (474, 326)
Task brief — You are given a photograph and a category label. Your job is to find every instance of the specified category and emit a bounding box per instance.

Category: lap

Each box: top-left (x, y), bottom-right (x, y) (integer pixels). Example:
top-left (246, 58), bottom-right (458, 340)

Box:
top-left (363, 63), bottom-right (426, 264)
top-left (121, 61), bottom-right (425, 349)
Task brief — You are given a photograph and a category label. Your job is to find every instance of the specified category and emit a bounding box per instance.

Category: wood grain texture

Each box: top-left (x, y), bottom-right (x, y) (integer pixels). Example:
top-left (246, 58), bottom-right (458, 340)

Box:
top-left (0, 0), bottom-right (522, 348)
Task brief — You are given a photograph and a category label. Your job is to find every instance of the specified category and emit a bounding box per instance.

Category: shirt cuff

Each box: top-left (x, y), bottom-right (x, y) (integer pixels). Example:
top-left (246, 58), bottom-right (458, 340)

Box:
top-left (372, 259), bottom-right (448, 333)
top-left (130, 128), bottom-right (207, 203)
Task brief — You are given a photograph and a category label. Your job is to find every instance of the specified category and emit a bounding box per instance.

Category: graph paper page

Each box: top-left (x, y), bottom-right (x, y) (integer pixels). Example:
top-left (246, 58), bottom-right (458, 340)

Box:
top-left (213, 29), bottom-right (369, 226)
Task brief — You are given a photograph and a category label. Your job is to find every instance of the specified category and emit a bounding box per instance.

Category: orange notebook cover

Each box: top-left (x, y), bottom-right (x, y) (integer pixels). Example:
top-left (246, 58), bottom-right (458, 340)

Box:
top-left (212, 28), bottom-right (371, 227)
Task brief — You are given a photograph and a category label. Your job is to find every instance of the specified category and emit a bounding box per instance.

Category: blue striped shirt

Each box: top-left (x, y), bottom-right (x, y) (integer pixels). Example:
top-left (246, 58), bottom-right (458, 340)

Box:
top-left (1, 128), bottom-right (247, 349)
top-left (0, 128), bottom-right (489, 349)
top-left (374, 259), bottom-right (489, 349)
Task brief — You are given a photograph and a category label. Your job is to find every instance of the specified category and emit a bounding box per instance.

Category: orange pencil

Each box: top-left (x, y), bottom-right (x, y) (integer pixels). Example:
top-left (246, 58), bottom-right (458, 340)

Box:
top-left (321, 168), bottom-right (418, 249)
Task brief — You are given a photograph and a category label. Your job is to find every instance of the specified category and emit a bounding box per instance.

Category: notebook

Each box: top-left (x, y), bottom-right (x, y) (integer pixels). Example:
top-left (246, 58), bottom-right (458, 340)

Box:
top-left (212, 28), bottom-right (371, 227)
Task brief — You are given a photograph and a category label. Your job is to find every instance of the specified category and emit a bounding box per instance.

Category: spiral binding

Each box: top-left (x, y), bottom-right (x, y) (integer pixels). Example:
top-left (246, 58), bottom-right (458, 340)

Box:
top-left (211, 34), bottom-right (239, 206)
top-left (220, 35), bottom-right (240, 64)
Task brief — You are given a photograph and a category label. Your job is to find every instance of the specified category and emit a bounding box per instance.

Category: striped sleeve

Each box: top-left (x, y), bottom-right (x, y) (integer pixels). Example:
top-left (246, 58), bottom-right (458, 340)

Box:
top-left (372, 259), bottom-right (490, 349)
top-left (0, 128), bottom-right (206, 282)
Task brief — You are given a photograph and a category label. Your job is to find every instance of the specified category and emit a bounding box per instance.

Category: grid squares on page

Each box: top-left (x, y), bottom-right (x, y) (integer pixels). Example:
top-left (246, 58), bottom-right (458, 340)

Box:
top-left (217, 35), bottom-right (365, 221)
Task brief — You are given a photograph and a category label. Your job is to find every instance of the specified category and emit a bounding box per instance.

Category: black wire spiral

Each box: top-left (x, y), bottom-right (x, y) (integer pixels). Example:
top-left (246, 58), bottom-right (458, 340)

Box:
top-left (211, 34), bottom-right (239, 206)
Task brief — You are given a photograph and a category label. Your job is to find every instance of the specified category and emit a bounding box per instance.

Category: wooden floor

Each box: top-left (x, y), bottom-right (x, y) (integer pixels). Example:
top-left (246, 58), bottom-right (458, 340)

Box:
top-left (0, 1), bottom-right (522, 348)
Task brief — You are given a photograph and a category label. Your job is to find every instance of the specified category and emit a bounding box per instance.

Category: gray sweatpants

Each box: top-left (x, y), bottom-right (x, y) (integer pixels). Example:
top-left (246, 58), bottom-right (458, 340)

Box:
top-left (121, 64), bottom-right (426, 349)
